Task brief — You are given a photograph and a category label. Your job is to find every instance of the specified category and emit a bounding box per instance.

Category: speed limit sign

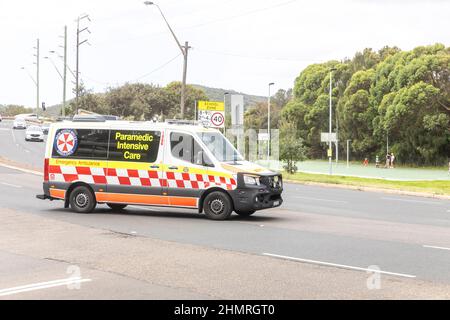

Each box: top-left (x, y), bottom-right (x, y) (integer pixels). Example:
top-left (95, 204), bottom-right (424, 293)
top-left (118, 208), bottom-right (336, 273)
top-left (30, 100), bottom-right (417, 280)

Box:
top-left (197, 101), bottom-right (225, 128)
top-left (211, 112), bottom-right (225, 127)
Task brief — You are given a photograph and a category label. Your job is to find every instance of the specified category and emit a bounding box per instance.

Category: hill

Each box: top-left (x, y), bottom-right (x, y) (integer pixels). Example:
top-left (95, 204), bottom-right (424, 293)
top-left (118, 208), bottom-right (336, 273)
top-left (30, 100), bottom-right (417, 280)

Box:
top-left (42, 85), bottom-right (267, 117)
top-left (191, 84), bottom-right (266, 108)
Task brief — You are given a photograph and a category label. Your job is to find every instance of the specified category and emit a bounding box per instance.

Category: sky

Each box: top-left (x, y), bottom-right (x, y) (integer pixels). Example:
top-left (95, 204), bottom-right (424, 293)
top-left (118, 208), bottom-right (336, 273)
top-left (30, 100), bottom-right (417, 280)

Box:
top-left (0, 0), bottom-right (449, 108)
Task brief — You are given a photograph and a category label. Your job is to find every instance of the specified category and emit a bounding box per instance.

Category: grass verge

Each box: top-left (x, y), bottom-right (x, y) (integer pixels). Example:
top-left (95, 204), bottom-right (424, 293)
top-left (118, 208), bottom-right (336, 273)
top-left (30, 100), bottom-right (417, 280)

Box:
top-left (283, 171), bottom-right (450, 196)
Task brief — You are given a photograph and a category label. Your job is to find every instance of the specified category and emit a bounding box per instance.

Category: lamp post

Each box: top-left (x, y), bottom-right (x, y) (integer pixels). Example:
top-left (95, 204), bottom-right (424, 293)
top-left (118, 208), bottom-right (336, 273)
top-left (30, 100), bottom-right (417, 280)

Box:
top-left (144, 1), bottom-right (190, 119)
top-left (267, 83), bottom-right (274, 164)
top-left (76, 14), bottom-right (91, 115)
top-left (329, 68), bottom-right (337, 175)
top-left (223, 92), bottom-right (229, 137)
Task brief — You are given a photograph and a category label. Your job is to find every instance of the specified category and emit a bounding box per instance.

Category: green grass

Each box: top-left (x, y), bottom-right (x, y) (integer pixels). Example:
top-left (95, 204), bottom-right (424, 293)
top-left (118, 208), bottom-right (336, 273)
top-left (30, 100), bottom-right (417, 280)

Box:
top-left (283, 171), bottom-right (450, 196)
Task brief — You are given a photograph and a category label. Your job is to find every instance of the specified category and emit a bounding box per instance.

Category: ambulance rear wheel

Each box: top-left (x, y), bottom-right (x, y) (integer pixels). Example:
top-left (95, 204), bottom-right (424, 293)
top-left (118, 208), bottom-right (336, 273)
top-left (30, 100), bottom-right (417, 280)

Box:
top-left (69, 186), bottom-right (96, 214)
top-left (204, 191), bottom-right (233, 220)
top-left (107, 203), bottom-right (127, 211)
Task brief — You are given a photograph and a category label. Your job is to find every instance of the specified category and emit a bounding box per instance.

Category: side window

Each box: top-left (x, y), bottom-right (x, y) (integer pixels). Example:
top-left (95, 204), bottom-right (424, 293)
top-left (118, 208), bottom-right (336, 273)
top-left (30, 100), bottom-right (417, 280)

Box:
top-left (170, 132), bottom-right (213, 166)
top-left (52, 129), bottom-right (108, 159)
top-left (108, 130), bottom-right (161, 162)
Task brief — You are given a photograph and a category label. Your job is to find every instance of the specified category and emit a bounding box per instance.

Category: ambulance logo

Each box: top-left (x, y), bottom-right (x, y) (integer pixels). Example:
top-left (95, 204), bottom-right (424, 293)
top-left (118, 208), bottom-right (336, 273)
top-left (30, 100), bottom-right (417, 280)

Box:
top-left (55, 130), bottom-right (78, 157)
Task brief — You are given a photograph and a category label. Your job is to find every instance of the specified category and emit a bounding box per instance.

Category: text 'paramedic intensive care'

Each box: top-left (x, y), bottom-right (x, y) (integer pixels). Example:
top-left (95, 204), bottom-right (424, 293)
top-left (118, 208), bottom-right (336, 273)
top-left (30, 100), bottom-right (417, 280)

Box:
top-left (115, 132), bottom-right (154, 160)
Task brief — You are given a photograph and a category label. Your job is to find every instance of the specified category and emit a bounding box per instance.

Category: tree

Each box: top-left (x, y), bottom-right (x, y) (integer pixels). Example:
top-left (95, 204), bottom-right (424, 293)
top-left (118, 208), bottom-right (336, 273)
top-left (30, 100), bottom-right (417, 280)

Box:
top-left (164, 82), bottom-right (209, 119)
top-left (279, 120), bottom-right (306, 174)
top-left (0, 104), bottom-right (33, 117)
top-left (284, 43), bottom-right (450, 165)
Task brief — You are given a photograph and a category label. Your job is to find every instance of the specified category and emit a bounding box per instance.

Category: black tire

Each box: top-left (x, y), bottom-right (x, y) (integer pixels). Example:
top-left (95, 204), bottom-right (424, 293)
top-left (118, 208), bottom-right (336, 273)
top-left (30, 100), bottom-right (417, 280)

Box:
top-left (107, 203), bottom-right (127, 211)
top-left (69, 185), bottom-right (96, 213)
top-left (203, 191), bottom-right (233, 220)
top-left (235, 210), bottom-right (256, 217)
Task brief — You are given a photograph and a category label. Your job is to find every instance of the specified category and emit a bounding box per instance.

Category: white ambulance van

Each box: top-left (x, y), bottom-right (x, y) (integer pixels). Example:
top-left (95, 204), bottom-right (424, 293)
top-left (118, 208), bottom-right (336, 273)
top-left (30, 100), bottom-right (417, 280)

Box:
top-left (37, 116), bottom-right (283, 220)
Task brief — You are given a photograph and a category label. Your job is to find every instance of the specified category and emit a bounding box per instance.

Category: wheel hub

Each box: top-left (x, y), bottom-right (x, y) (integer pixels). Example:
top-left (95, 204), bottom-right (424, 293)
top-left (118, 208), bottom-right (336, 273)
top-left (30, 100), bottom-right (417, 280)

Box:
top-left (210, 199), bottom-right (224, 215)
top-left (75, 193), bottom-right (89, 208)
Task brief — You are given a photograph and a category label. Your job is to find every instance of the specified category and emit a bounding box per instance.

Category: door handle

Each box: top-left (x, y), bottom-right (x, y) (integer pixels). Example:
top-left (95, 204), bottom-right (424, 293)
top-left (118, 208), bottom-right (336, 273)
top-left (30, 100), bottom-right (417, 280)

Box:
top-left (150, 165), bottom-right (160, 169)
top-left (168, 166), bottom-right (179, 170)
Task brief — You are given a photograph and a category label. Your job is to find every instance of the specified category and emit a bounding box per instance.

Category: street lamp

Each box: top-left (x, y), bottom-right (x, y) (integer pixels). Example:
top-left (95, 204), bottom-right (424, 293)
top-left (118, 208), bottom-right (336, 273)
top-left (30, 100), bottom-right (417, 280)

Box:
top-left (268, 82), bottom-right (275, 164)
top-left (223, 92), bottom-right (230, 136)
top-left (144, 1), bottom-right (190, 119)
top-left (329, 68), bottom-right (337, 175)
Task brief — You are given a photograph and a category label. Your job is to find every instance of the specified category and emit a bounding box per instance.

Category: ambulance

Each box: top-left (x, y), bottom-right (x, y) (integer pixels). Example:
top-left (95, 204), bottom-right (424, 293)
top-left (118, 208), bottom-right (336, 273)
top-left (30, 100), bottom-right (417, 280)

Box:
top-left (36, 116), bottom-right (283, 220)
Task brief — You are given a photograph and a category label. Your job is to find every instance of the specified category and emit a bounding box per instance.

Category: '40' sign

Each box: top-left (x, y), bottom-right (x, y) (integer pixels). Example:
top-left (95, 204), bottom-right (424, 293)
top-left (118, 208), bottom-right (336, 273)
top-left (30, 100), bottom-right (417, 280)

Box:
top-left (197, 101), bottom-right (225, 128)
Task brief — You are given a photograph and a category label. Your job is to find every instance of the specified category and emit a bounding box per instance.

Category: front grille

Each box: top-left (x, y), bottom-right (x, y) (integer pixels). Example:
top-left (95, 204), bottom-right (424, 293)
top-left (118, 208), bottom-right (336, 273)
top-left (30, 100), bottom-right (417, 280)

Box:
top-left (259, 175), bottom-right (282, 190)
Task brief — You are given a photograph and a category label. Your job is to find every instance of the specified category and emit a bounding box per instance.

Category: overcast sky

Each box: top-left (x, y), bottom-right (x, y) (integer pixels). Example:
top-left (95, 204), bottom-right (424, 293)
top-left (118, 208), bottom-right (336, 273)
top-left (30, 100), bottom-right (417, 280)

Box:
top-left (1, 0), bottom-right (449, 108)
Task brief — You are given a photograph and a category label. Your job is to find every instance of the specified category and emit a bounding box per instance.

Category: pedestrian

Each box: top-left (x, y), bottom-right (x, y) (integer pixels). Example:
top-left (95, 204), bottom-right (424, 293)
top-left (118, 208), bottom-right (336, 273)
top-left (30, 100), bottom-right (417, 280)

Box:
top-left (363, 158), bottom-right (369, 167)
top-left (375, 155), bottom-right (380, 168)
top-left (385, 153), bottom-right (390, 168)
top-left (390, 153), bottom-right (395, 168)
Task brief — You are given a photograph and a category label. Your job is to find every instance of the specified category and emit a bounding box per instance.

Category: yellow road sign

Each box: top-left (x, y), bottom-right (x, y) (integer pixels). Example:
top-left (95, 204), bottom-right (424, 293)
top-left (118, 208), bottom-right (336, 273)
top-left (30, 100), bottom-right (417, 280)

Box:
top-left (198, 101), bottom-right (225, 111)
top-left (327, 148), bottom-right (333, 157)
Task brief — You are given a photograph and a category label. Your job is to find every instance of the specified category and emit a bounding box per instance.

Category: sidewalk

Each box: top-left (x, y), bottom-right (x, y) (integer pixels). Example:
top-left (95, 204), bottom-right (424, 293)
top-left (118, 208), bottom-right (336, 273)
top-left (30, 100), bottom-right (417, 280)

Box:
top-left (256, 160), bottom-right (449, 181)
top-left (295, 160), bottom-right (450, 181)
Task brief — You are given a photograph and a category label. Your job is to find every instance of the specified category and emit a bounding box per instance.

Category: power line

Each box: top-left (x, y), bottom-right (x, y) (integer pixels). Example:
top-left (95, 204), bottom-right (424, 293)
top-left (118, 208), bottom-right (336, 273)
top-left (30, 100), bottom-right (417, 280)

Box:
top-left (180, 0), bottom-right (300, 30)
top-left (134, 53), bottom-right (182, 81)
top-left (82, 53), bottom-right (182, 87)
top-left (195, 48), bottom-right (323, 63)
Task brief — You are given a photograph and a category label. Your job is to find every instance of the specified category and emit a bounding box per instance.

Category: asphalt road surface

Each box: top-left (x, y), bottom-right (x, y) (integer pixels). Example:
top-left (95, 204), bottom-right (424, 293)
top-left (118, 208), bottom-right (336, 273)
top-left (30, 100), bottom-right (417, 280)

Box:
top-left (0, 119), bottom-right (449, 299)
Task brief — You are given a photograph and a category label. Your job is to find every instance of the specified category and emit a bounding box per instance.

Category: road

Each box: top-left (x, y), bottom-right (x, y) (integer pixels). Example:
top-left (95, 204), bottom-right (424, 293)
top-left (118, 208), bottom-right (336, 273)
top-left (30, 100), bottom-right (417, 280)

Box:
top-left (0, 119), bottom-right (449, 299)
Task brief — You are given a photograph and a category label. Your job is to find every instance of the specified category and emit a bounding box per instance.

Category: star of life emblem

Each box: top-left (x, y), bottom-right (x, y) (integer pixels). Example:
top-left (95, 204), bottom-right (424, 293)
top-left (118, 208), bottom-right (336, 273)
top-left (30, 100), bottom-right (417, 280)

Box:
top-left (55, 130), bottom-right (78, 157)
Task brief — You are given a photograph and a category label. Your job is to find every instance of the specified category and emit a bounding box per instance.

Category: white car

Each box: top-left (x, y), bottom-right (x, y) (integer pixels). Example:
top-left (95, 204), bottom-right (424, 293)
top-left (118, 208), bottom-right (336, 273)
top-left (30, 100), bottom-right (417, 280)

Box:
top-left (25, 125), bottom-right (44, 142)
top-left (13, 118), bottom-right (27, 129)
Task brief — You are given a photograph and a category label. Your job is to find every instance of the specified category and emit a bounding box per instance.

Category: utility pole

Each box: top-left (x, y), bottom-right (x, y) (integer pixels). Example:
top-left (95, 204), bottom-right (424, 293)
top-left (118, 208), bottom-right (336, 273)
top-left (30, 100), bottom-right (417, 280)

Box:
top-left (347, 139), bottom-right (351, 168)
top-left (144, 2), bottom-right (190, 119)
top-left (180, 41), bottom-right (191, 119)
top-left (76, 14), bottom-right (91, 115)
top-left (336, 111), bottom-right (339, 164)
top-left (34, 39), bottom-right (40, 118)
top-left (63, 26), bottom-right (67, 118)
top-left (267, 83), bottom-right (275, 164)
top-left (329, 69), bottom-right (336, 175)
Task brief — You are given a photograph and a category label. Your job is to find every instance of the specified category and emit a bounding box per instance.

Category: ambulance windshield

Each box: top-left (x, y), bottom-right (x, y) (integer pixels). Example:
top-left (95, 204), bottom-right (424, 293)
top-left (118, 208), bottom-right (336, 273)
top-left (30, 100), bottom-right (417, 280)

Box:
top-left (197, 132), bottom-right (243, 163)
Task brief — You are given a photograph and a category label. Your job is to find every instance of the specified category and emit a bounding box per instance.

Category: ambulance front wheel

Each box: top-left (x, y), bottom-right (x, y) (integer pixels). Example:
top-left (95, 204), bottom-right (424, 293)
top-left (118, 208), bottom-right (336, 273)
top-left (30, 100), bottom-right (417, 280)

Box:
top-left (69, 185), bottom-right (96, 214)
top-left (203, 191), bottom-right (233, 220)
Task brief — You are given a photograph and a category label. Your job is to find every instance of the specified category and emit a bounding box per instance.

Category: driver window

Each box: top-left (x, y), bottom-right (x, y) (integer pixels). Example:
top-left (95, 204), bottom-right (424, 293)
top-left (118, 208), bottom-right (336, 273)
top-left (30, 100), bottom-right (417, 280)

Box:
top-left (170, 132), bottom-right (213, 167)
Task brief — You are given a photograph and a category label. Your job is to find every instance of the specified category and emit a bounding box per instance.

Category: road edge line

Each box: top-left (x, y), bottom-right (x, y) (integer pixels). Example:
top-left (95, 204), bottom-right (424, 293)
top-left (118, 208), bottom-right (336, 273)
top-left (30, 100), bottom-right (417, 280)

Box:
top-left (0, 162), bottom-right (43, 176)
top-left (263, 253), bottom-right (417, 279)
top-left (283, 179), bottom-right (450, 201)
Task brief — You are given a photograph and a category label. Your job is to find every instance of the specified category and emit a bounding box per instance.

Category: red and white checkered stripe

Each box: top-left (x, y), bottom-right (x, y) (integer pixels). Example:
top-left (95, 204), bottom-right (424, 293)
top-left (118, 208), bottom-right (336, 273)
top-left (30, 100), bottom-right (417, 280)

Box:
top-left (48, 165), bottom-right (237, 190)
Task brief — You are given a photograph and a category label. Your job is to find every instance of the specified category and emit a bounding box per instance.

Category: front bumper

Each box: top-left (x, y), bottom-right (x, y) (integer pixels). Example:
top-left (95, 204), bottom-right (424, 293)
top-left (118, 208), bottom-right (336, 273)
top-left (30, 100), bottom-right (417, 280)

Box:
top-left (230, 172), bottom-right (283, 212)
top-left (26, 135), bottom-right (43, 140)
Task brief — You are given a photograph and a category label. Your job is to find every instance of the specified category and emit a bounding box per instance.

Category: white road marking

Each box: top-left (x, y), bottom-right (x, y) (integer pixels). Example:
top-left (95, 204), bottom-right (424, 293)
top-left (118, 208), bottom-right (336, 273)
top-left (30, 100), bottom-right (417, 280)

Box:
top-left (0, 182), bottom-right (22, 188)
top-left (11, 130), bottom-right (17, 144)
top-left (0, 277), bottom-right (92, 297)
top-left (263, 253), bottom-right (416, 278)
top-left (294, 196), bottom-right (348, 204)
top-left (0, 162), bottom-right (42, 176)
top-left (381, 197), bottom-right (444, 205)
top-left (423, 245), bottom-right (450, 251)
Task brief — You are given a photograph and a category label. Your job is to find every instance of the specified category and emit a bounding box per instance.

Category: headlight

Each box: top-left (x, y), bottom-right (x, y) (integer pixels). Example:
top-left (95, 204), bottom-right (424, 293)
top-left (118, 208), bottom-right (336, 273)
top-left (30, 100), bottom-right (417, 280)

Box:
top-left (243, 174), bottom-right (260, 186)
